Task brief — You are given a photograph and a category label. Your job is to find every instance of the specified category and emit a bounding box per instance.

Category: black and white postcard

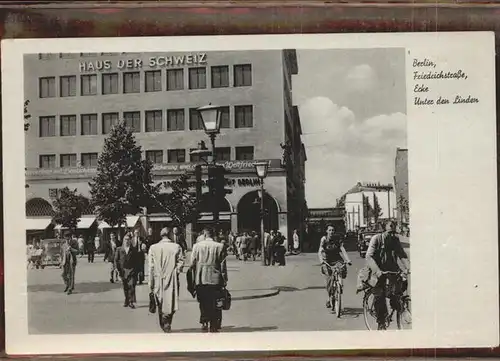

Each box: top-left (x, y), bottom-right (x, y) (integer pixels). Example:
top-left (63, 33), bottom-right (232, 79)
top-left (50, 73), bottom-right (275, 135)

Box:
top-left (2, 32), bottom-right (498, 355)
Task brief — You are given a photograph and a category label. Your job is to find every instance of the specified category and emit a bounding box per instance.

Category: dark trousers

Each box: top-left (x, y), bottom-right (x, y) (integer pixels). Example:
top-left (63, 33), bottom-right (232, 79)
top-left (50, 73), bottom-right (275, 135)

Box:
top-left (137, 255), bottom-right (145, 283)
top-left (87, 251), bottom-right (94, 263)
top-left (196, 285), bottom-right (223, 332)
top-left (373, 274), bottom-right (403, 327)
top-left (265, 246), bottom-right (273, 266)
top-left (156, 297), bottom-right (175, 332)
top-left (122, 273), bottom-right (137, 305)
top-left (274, 246), bottom-right (286, 266)
top-left (62, 264), bottom-right (76, 291)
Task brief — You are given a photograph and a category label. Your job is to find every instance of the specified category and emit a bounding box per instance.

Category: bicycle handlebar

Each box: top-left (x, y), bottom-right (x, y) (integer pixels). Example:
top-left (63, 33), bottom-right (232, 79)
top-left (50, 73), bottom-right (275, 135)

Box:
top-left (322, 261), bottom-right (349, 269)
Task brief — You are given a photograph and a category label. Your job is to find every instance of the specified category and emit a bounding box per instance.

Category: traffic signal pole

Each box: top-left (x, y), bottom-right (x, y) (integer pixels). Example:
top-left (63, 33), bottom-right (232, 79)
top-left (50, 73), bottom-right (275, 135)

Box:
top-left (208, 133), bottom-right (219, 234)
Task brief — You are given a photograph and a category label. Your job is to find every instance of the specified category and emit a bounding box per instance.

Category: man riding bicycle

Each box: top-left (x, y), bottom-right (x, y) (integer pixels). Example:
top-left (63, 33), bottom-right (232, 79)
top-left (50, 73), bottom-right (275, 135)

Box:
top-left (318, 225), bottom-right (352, 310)
top-left (365, 220), bottom-right (410, 330)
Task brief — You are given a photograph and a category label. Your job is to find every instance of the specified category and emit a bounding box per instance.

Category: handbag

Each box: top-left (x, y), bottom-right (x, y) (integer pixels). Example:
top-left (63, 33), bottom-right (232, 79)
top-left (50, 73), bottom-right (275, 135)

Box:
top-left (221, 287), bottom-right (231, 311)
top-left (148, 292), bottom-right (157, 314)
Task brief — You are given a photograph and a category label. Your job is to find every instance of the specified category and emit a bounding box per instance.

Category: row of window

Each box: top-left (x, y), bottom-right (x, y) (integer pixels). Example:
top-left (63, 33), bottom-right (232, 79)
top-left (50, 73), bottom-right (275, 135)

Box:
top-left (38, 106), bottom-right (253, 137)
top-left (38, 146), bottom-right (255, 168)
top-left (39, 65), bottom-right (252, 98)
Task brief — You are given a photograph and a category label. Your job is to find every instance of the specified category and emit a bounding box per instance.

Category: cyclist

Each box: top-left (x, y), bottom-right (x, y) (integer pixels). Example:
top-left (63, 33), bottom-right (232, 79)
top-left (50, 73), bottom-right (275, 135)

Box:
top-left (365, 220), bottom-right (410, 330)
top-left (318, 225), bottom-right (352, 310)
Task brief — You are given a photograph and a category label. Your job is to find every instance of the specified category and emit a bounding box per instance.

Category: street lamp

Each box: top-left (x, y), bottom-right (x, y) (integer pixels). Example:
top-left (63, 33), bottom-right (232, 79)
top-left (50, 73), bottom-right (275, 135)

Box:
top-left (197, 104), bottom-right (223, 164)
top-left (196, 104), bottom-right (223, 234)
top-left (254, 161), bottom-right (270, 266)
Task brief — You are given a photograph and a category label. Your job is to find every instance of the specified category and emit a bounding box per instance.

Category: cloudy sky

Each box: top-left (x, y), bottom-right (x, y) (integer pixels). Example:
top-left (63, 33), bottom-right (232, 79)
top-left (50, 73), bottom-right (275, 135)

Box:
top-left (293, 48), bottom-right (407, 208)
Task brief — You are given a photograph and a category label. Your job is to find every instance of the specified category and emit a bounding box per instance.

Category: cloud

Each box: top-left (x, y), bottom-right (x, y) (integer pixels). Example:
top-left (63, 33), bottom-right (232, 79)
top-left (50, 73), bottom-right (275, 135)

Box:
top-left (345, 64), bottom-right (378, 93)
top-left (300, 97), bottom-right (406, 207)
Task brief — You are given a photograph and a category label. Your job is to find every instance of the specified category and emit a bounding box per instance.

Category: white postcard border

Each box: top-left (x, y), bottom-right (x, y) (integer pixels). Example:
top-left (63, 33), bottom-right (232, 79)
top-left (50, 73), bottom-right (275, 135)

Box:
top-left (2, 32), bottom-right (498, 355)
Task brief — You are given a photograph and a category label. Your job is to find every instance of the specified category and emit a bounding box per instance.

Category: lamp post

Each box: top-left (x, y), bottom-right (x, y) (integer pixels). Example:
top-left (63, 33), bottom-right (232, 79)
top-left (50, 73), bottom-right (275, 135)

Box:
top-left (196, 104), bottom-right (223, 233)
top-left (254, 161), bottom-right (270, 266)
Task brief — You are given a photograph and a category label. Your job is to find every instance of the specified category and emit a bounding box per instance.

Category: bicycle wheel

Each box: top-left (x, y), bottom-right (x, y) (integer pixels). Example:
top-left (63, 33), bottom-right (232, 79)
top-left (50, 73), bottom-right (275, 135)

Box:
top-left (363, 289), bottom-right (378, 330)
top-left (396, 296), bottom-right (412, 330)
top-left (335, 281), bottom-right (342, 318)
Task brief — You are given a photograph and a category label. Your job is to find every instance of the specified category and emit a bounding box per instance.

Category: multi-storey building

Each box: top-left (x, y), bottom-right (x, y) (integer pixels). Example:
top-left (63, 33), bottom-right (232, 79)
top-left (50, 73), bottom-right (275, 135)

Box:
top-left (340, 182), bottom-right (396, 231)
top-left (24, 50), bottom-right (307, 247)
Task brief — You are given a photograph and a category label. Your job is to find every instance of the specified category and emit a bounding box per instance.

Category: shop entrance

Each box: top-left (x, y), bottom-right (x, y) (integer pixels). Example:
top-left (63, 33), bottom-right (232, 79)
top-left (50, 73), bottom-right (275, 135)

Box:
top-left (237, 190), bottom-right (279, 234)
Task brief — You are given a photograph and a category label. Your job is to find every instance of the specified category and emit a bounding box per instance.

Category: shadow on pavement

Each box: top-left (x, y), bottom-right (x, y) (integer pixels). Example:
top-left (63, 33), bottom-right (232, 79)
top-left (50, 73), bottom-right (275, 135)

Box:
top-left (341, 307), bottom-right (363, 318)
top-left (28, 282), bottom-right (122, 294)
top-left (176, 325), bottom-right (278, 333)
top-left (271, 285), bottom-right (324, 292)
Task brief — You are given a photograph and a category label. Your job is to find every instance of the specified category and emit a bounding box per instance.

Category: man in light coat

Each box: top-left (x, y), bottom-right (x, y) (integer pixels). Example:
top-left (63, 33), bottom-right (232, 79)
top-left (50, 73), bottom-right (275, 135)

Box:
top-left (189, 228), bottom-right (228, 333)
top-left (148, 227), bottom-right (185, 333)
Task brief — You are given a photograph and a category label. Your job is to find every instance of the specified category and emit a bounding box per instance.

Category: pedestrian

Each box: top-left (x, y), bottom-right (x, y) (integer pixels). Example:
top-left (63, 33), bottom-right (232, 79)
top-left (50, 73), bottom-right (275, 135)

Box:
top-left (86, 237), bottom-right (95, 263)
top-left (240, 232), bottom-right (250, 261)
top-left (249, 231), bottom-right (258, 261)
top-left (269, 230), bottom-right (277, 265)
top-left (61, 234), bottom-right (79, 295)
top-left (228, 232), bottom-right (236, 256)
top-left (293, 229), bottom-right (300, 253)
top-left (196, 231), bottom-right (205, 244)
top-left (114, 233), bottom-right (140, 309)
top-left (234, 233), bottom-right (242, 260)
top-left (145, 227), bottom-right (156, 253)
top-left (106, 233), bottom-right (119, 283)
top-left (77, 234), bottom-right (85, 258)
top-left (148, 227), bottom-right (185, 333)
top-left (274, 231), bottom-right (286, 266)
top-left (172, 227), bottom-right (188, 254)
top-left (132, 229), bottom-right (146, 284)
top-left (189, 228), bottom-right (228, 333)
top-left (263, 230), bottom-right (272, 266)
top-left (94, 234), bottom-right (101, 255)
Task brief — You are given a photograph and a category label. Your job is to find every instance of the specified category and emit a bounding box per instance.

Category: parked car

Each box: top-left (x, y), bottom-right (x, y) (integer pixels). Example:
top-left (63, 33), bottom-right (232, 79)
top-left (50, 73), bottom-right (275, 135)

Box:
top-left (39, 238), bottom-right (64, 269)
top-left (357, 231), bottom-right (377, 258)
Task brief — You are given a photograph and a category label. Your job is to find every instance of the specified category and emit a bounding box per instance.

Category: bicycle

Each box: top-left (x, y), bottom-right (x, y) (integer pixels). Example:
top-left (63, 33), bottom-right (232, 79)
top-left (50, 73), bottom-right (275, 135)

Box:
top-left (362, 270), bottom-right (411, 330)
top-left (323, 261), bottom-right (348, 318)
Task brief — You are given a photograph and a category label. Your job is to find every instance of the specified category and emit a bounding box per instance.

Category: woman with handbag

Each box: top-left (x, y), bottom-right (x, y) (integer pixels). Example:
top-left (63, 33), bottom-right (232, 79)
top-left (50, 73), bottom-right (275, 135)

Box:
top-left (189, 228), bottom-right (229, 333)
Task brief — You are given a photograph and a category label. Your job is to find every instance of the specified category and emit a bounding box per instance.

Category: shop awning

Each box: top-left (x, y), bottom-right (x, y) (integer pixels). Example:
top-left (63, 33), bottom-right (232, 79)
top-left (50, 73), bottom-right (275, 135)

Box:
top-left (149, 216), bottom-right (173, 222)
top-left (199, 213), bottom-right (231, 222)
top-left (98, 216), bottom-right (140, 229)
top-left (55, 216), bottom-right (96, 230)
top-left (26, 217), bottom-right (52, 230)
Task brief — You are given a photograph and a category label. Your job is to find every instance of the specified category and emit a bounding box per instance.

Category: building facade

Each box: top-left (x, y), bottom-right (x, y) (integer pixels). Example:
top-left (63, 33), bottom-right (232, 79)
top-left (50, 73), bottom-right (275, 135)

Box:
top-left (24, 50), bottom-right (306, 247)
top-left (341, 182), bottom-right (396, 231)
top-left (394, 148), bottom-right (409, 224)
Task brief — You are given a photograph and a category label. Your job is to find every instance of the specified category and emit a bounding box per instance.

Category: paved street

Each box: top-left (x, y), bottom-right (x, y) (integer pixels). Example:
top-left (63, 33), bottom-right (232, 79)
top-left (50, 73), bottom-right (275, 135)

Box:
top-left (28, 243), bottom-right (410, 334)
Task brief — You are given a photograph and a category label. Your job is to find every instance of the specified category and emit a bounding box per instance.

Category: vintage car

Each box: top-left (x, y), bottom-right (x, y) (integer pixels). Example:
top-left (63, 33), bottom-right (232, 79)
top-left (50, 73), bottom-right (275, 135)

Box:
top-left (39, 238), bottom-right (64, 269)
top-left (357, 231), bottom-right (377, 258)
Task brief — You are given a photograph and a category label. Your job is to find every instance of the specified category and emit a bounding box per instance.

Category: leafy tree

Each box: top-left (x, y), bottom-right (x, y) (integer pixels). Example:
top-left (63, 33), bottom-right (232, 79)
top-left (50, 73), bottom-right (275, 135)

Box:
top-left (53, 187), bottom-right (88, 231)
top-left (89, 121), bottom-right (157, 230)
top-left (24, 100), bottom-right (31, 131)
top-left (362, 194), bottom-right (373, 223)
top-left (372, 192), bottom-right (383, 222)
top-left (159, 173), bottom-right (199, 228)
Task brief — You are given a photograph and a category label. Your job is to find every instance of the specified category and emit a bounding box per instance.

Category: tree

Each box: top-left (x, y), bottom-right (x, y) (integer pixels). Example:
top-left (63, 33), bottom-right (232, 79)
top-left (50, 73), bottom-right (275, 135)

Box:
top-left (24, 100), bottom-right (31, 131)
top-left (372, 192), bottom-right (383, 223)
top-left (89, 121), bottom-right (157, 230)
top-left (52, 187), bottom-right (88, 231)
top-left (159, 173), bottom-right (199, 228)
top-left (362, 194), bottom-right (373, 223)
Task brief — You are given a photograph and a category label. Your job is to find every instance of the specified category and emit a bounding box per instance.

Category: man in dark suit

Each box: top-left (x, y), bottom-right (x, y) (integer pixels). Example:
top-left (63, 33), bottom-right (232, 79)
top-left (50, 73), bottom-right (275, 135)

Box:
top-left (114, 233), bottom-right (140, 308)
top-left (61, 234), bottom-right (79, 295)
top-left (132, 229), bottom-right (146, 284)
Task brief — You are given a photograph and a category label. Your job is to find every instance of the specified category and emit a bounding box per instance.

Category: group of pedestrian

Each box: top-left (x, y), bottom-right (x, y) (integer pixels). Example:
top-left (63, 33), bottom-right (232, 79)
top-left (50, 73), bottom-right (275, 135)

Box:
top-left (262, 230), bottom-right (287, 266)
top-left (148, 227), bottom-right (229, 333)
top-left (228, 231), bottom-right (260, 261)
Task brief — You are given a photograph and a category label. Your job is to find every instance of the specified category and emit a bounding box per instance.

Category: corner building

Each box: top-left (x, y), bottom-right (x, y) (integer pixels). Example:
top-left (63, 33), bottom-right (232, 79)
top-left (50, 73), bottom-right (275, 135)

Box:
top-left (24, 50), bottom-right (307, 248)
